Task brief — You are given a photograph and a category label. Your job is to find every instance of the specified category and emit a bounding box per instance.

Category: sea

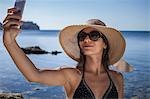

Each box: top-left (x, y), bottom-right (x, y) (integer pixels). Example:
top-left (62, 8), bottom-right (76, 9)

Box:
top-left (0, 30), bottom-right (149, 99)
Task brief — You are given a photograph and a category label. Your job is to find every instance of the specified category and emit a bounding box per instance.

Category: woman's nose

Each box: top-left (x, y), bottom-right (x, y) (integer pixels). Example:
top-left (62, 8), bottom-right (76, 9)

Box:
top-left (83, 36), bottom-right (91, 42)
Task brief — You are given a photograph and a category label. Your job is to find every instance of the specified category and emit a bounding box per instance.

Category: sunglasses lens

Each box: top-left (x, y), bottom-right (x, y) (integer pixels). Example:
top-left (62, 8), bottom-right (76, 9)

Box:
top-left (78, 31), bottom-right (101, 41)
top-left (78, 32), bottom-right (87, 41)
top-left (90, 31), bottom-right (100, 41)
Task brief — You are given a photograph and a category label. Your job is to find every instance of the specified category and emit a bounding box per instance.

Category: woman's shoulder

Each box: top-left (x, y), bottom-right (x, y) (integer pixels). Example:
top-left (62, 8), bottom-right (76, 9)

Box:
top-left (59, 66), bottom-right (82, 79)
top-left (60, 66), bottom-right (81, 73)
top-left (108, 70), bottom-right (123, 79)
top-left (108, 70), bottom-right (124, 84)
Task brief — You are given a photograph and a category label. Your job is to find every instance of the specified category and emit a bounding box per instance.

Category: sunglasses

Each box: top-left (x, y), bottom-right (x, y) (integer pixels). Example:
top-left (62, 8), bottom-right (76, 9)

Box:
top-left (78, 31), bottom-right (102, 41)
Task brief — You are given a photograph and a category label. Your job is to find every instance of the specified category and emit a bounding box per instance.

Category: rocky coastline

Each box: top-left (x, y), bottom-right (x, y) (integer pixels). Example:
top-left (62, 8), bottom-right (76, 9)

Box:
top-left (20, 21), bottom-right (40, 30)
top-left (0, 93), bottom-right (23, 99)
top-left (21, 46), bottom-right (62, 55)
top-left (0, 21), bottom-right (40, 30)
top-left (0, 22), bottom-right (2, 30)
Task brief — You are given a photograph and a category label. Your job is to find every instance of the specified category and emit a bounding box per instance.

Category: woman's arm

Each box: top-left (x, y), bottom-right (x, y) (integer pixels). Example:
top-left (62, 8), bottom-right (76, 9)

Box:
top-left (117, 73), bottom-right (124, 99)
top-left (3, 8), bottom-right (68, 86)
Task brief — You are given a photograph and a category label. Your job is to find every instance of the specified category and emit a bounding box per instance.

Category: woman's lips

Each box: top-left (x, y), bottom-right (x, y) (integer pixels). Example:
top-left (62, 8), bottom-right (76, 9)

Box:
top-left (82, 44), bottom-right (94, 49)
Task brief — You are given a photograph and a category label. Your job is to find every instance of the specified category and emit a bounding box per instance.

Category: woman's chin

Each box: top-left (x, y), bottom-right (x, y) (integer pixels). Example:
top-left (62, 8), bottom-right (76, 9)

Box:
top-left (82, 51), bottom-right (95, 56)
top-left (82, 49), bottom-right (101, 56)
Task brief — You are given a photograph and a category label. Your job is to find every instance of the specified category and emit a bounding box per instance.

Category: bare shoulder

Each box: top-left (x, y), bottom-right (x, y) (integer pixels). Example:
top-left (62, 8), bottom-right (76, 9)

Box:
top-left (59, 67), bottom-right (81, 80)
top-left (60, 67), bottom-right (81, 75)
top-left (108, 70), bottom-right (124, 86)
top-left (108, 70), bottom-right (123, 80)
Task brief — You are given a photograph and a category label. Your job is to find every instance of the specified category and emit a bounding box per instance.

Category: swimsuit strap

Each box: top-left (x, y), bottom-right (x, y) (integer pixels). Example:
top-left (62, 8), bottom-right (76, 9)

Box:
top-left (105, 70), bottom-right (113, 82)
top-left (82, 65), bottom-right (85, 79)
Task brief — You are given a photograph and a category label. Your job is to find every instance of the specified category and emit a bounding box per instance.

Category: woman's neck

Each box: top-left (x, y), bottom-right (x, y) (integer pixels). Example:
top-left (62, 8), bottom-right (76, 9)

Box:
top-left (84, 55), bottom-right (105, 75)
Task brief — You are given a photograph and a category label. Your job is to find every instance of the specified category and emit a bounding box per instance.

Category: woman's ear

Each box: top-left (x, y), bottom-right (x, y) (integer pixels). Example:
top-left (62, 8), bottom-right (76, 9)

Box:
top-left (103, 44), bottom-right (107, 49)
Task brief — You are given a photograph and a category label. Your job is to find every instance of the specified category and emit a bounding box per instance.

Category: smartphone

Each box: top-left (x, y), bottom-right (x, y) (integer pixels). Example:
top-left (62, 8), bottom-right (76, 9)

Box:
top-left (14, 0), bottom-right (26, 17)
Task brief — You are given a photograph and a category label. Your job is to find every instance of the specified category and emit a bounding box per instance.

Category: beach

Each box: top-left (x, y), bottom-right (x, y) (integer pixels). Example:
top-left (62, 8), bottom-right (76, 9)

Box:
top-left (0, 30), bottom-right (150, 99)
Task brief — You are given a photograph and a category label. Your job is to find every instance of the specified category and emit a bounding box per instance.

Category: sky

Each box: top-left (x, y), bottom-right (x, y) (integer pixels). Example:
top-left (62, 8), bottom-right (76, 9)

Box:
top-left (0, 0), bottom-right (149, 30)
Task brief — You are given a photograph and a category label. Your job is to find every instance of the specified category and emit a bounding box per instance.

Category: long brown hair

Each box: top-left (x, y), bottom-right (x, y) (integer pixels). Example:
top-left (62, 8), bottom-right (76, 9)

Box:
top-left (76, 29), bottom-right (110, 71)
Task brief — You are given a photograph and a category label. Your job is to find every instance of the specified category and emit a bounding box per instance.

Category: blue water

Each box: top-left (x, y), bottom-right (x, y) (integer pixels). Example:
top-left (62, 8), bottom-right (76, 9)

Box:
top-left (0, 30), bottom-right (150, 99)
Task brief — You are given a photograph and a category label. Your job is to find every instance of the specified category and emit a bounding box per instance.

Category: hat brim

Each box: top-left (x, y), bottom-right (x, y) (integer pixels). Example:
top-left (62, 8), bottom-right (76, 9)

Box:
top-left (59, 25), bottom-right (126, 65)
top-left (113, 58), bottom-right (134, 72)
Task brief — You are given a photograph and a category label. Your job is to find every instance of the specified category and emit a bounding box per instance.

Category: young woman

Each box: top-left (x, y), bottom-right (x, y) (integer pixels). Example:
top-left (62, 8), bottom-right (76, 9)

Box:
top-left (3, 8), bottom-right (125, 99)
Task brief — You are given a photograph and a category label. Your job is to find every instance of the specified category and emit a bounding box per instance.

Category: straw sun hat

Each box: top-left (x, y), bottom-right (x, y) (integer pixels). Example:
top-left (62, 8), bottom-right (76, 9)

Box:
top-left (59, 19), bottom-right (126, 65)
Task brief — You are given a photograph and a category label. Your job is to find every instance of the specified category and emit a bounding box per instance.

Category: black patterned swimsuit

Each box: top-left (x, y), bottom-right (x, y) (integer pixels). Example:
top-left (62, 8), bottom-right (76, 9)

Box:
top-left (73, 70), bottom-right (118, 99)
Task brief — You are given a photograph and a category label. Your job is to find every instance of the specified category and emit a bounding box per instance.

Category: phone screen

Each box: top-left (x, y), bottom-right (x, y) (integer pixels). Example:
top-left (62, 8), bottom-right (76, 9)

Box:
top-left (14, 0), bottom-right (26, 17)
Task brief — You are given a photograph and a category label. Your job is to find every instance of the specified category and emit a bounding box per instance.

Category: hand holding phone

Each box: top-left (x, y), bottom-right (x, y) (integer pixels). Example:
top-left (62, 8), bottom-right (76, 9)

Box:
top-left (3, 0), bottom-right (26, 43)
top-left (14, 0), bottom-right (26, 17)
